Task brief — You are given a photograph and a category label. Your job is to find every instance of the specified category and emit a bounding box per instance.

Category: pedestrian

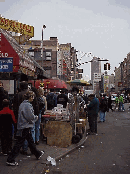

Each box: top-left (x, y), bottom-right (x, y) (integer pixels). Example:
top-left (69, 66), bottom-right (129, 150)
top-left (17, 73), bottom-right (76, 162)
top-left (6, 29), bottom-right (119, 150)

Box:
top-left (119, 94), bottom-right (125, 111)
top-left (21, 86), bottom-right (39, 155)
top-left (13, 81), bottom-right (29, 121)
top-left (57, 90), bottom-right (68, 108)
top-left (87, 94), bottom-right (99, 135)
top-left (6, 90), bottom-right (44, 166)
top-left (114, 95), bottom-right (119, 111)
top-left (46, 89), bottom-right (57, 110)
top-left (84, 94), bottom-right (88, 105)
top-left (108, 95), bottom-right (113, 112)
top-left (0, 86), bottom-right (9, 111)
top-left (0, 99), bottom-right (17, 155)
top-left (35, 88), bottom-right (45, 145)
top-left (98, 94), bottom-right (108, 123)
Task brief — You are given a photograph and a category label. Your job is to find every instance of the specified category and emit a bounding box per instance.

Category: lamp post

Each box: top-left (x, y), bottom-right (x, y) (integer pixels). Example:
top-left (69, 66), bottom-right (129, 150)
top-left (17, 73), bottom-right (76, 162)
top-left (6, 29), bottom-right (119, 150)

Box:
top-left (41, 25), bottom-right (46, 82)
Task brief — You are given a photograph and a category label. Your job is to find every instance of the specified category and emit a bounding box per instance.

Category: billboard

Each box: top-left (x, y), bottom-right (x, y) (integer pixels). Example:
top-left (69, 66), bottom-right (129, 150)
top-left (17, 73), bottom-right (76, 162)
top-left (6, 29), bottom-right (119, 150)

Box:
top-left (0, 57), bottom-right (13, 72)
top-left (0, 17), bottom-right (34, 37)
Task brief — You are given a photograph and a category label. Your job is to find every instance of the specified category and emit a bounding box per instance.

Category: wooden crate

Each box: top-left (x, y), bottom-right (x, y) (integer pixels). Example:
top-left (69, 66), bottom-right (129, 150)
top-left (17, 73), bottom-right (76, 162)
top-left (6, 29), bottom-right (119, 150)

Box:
top-left (44, 121), bottom-right (72, 148)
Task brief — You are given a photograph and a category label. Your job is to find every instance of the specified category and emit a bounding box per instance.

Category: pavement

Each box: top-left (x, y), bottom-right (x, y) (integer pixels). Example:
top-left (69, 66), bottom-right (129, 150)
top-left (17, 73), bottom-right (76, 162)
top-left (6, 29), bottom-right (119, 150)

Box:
top-left (0, 122), bottom-right (87, 174)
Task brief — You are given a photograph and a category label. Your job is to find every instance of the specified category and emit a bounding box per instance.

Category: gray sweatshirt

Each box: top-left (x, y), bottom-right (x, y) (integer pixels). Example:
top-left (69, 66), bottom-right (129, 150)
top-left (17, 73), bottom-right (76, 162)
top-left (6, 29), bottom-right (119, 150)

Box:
top-left (17, 100), bottom-right (38, 130)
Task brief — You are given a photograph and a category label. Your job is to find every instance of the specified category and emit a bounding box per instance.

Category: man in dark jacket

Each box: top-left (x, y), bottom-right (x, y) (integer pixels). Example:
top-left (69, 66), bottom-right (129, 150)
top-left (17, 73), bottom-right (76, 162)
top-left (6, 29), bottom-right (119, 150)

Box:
top-left (46, 89), bottom-right (57, 110)
top-left (98, 94), bottom-right (108, 123)
top-left (87, 94), bottom-right (99, 135)
top-left (13, 81), bottom-right (29, 121)
top-left (57, 90), bottom-right (68, 108)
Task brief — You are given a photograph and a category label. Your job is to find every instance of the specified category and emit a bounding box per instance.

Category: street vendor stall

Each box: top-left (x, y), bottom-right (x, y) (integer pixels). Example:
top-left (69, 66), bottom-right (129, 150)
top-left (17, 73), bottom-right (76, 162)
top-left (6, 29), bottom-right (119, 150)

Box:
top-left (42, 90), bottom-right (87, 147)
top-left (42, 104), bottom-right (72, 147)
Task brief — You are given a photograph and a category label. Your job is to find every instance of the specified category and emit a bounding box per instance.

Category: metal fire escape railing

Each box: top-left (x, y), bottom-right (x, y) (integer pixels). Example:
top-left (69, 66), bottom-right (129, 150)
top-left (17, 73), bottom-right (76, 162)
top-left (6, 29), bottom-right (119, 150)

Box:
top-left (0, 28), bottom-right (51, 79)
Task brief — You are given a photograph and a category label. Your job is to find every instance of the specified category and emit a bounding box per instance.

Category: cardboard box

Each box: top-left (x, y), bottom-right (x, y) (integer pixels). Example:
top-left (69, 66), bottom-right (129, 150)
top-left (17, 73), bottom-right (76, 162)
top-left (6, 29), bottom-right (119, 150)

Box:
top-left (44, 121), bottom-right (72, 148)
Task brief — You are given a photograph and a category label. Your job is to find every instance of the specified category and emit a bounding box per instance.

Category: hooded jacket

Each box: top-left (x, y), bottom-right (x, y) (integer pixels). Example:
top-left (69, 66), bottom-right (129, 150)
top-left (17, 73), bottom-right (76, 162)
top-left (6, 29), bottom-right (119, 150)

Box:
top-left (17, 100), bottom-right (38, 130)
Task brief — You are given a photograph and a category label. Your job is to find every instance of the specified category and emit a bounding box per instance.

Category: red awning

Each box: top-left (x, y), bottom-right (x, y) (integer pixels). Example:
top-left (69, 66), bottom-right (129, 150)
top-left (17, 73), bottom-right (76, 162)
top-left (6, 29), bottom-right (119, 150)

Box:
top-left (29, 79), bottom-right (68, 89)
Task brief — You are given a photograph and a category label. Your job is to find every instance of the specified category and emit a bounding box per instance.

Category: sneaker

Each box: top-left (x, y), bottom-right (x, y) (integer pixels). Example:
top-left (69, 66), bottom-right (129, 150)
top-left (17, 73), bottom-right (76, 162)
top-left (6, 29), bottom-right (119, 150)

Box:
top-left (98, 121), bottom-right (103, 123)
top-left (37, 151), bottom-right (44, 160)
top-left (35, 141), bottom-right (39, 145)
top-left (3, 154), bottom-right (8, 156)
top-left (6, 161), bottom-right (19, 166)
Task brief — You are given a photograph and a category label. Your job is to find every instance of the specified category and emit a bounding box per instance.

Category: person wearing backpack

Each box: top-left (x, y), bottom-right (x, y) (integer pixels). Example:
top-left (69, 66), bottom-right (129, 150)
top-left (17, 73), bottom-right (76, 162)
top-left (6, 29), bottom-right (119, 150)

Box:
top-left (46, 89), bottom-right (57, 110)
top-left (98, 94), bottom-right (108, 123)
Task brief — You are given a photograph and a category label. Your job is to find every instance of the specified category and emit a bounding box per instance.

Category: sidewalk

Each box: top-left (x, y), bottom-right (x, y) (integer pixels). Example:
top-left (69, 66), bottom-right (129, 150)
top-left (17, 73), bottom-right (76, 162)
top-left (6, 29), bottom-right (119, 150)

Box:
top-left (0, 128), bottom-right (87, 174)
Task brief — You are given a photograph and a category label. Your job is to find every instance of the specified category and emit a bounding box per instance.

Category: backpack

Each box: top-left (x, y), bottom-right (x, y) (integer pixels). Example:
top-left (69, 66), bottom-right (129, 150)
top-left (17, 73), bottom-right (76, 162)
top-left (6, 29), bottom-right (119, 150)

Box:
top-left (38, 96), bottom-right (45, 111)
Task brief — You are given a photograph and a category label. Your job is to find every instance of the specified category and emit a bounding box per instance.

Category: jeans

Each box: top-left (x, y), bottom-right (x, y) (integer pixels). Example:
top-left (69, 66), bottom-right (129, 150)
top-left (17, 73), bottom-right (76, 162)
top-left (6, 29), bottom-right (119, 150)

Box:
top-left (31, 111), bottom-right (41, 142)
top-left (99, 111), bottom-right (106, 122)
top-left (35, 111), bottom-right (41, 142)
top-left (7, 128), bottom-right (41, 163)
top-left (119, 102), bottom-right (124, 111)
top-left (22, 111), bottom-right (41, 152)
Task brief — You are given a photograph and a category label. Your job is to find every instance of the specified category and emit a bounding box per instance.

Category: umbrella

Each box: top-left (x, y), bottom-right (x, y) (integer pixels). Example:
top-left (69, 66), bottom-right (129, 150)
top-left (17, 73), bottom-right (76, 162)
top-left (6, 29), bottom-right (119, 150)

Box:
top-left (67, 79), bottom-right (92, 86)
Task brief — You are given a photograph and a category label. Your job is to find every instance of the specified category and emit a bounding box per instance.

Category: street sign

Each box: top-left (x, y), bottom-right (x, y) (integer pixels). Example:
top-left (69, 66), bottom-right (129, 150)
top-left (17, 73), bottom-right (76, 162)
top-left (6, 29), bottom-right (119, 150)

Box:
top-left (0, 57), bottom-right (13, 72)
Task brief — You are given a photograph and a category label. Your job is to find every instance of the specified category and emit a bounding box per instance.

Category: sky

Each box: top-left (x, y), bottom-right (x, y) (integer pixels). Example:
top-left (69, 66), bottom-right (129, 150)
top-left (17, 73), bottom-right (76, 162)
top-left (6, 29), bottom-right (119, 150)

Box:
top-left (0, 0), bottom-right (130, 81)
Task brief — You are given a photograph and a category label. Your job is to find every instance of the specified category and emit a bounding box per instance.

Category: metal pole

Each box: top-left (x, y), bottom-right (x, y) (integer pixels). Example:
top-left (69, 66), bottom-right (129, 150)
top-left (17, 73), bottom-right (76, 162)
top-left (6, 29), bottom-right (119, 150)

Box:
top-left (41, 28), bottom-right (43, 69)
top-left (41, 25), bottom-right (46, 82)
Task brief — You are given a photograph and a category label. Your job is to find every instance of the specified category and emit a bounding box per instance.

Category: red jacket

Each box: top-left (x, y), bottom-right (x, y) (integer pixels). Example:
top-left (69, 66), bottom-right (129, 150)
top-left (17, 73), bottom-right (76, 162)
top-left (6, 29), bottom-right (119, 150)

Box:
top-left (0, 107), bottom-right (17, 123)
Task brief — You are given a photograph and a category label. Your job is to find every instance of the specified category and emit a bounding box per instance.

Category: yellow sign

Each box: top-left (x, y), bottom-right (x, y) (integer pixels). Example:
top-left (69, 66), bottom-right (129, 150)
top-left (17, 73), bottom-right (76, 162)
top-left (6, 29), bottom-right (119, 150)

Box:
top-left (0, 17), bottom-right (34, 37)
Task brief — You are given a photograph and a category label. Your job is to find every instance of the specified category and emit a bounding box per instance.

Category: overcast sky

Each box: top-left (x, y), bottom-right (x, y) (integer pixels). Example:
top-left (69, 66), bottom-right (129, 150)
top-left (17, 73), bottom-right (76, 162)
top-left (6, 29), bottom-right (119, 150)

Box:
top-left (0, 0), bottom-right (130, 80)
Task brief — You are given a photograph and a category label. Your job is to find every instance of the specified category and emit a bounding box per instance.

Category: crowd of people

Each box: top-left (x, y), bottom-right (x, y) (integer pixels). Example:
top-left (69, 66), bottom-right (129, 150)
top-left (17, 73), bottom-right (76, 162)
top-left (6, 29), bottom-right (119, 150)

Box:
top-left (0, 81), bottom-right (70, 166)
top-left (0, 81), bottom-right (127, 166)
top-left (86, 93), bottom-right (126, 135)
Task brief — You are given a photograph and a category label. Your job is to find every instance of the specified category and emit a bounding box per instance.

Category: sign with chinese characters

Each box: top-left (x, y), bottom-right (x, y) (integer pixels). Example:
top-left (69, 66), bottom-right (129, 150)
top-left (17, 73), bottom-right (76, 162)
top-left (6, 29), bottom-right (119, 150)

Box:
top-left (0, 57), bottom-right (13, 72)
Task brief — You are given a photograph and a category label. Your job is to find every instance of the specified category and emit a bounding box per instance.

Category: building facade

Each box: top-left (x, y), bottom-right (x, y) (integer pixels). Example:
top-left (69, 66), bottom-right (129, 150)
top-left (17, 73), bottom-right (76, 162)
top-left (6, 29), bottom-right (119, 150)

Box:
top-left (91, 57), bottom-right (101, 93)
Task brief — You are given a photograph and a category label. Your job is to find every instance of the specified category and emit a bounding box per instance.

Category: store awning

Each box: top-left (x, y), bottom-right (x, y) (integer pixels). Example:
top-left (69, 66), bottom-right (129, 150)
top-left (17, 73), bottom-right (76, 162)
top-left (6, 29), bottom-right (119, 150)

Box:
top-left (29, 79), bottom-right (69, 90)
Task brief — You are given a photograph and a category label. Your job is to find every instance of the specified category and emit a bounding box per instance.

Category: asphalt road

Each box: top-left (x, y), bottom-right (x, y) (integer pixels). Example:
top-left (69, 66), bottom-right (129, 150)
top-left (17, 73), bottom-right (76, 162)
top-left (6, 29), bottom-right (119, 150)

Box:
top-left (46, 103), bottom-right (130, 174)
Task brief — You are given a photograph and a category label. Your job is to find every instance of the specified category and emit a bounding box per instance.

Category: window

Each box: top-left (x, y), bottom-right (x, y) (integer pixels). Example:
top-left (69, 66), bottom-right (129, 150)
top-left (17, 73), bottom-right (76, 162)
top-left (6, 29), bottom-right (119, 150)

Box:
top-left (46, 52), bottom-right (51, 60)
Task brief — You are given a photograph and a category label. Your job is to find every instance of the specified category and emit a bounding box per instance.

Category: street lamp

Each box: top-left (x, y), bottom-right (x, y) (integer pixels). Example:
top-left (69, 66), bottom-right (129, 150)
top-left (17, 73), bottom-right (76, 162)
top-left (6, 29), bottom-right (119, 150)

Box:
top-left (41, 25), bottom-right (46, 68)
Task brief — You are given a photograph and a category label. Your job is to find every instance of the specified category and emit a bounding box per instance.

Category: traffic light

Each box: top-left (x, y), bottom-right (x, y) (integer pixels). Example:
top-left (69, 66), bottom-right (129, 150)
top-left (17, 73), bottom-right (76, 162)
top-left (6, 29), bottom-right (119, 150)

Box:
top-left (104, 64), bottom-right (107, 70)
top-left (108, 63), bottom-right (110, 70)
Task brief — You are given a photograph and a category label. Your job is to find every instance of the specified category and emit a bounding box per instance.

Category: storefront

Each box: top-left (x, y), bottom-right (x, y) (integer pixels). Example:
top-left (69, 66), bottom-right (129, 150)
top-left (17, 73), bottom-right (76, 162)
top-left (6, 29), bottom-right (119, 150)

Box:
top-left (0, 28), bottom-right (50, 95)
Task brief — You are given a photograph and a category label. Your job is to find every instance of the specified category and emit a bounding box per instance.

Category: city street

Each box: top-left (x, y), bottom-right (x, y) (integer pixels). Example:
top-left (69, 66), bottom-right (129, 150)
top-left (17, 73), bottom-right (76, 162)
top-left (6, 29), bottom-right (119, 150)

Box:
top-left (47, 103), bottom-right (130, 174)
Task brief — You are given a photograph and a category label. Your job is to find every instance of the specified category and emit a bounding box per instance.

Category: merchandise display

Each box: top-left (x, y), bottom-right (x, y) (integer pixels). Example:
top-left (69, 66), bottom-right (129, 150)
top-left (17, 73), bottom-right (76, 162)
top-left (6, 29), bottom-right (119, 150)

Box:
top-left (43, 104), bottom-right (70, 121)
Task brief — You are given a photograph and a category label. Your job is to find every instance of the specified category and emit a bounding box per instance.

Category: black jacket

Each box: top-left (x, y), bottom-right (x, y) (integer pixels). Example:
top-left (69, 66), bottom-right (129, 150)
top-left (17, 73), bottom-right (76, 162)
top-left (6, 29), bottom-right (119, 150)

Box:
top-left (99, 97), bottom-right (108, 112)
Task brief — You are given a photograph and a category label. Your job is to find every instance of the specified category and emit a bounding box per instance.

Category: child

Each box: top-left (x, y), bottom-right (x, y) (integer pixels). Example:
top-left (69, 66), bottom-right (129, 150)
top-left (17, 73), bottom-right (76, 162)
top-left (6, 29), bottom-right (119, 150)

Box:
top-left (0, 99), bottom-right (17, 155)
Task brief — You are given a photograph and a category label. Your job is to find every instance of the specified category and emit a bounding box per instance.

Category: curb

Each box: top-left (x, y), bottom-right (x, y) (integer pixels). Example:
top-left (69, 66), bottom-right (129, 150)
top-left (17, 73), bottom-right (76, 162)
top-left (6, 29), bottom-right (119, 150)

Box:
top-left (44, 133), bottom-right (88, 165)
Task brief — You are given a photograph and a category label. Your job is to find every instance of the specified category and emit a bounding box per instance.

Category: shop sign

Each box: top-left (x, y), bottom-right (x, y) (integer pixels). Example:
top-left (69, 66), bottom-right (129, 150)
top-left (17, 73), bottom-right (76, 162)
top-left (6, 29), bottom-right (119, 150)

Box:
top-left (0, 17), bottom-right (34, 37)
top-left (0, 57), bottom-right (13, 72)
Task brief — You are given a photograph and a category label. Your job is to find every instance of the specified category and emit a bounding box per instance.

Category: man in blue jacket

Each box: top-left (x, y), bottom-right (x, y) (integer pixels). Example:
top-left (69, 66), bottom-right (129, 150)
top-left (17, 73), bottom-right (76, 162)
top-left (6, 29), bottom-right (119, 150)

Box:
top-left (87, 94), bottom-right (99, 135)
